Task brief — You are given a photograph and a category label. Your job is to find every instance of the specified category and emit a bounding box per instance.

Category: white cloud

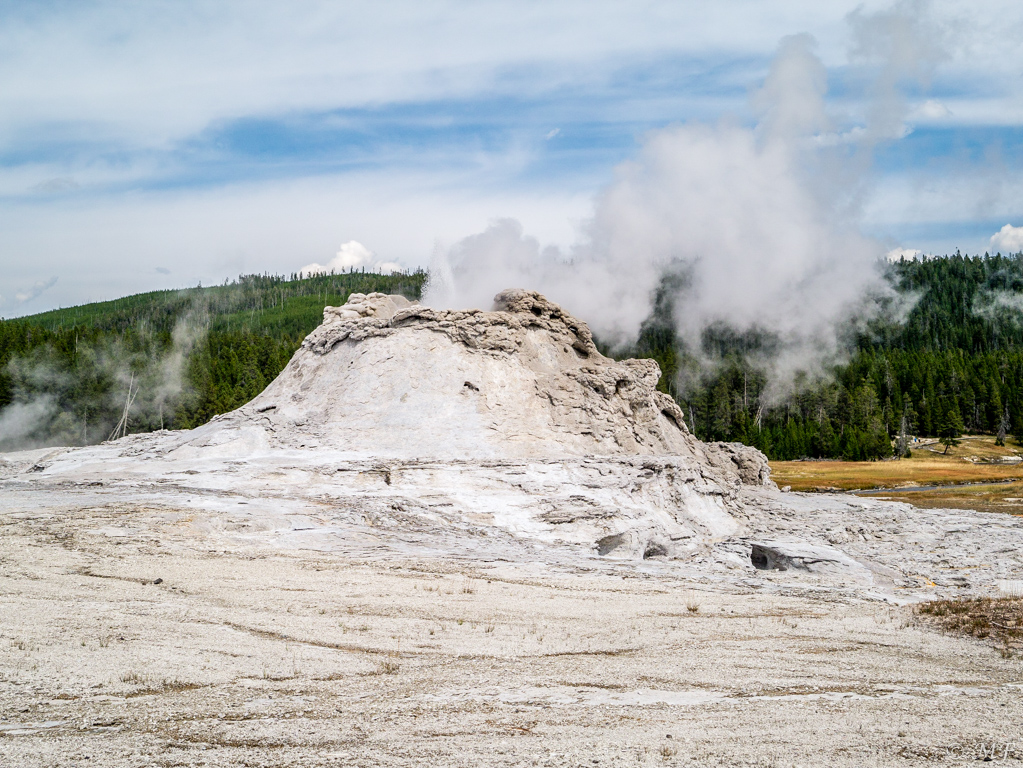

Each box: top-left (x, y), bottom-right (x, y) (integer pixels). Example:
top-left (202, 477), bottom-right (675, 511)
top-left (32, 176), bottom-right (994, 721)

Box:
top-left (886, 247), bottom-right (922, 261)
top-left (0, 2), bottom-right (849, 150)
top-left (14, 277), bottom-right (58, 305)
top-left (990, 224), bottom-right (1023, 253)
top-left (885, 247), bottom-right (937, 261)
top-left (2, 1), bottom-right (1014, 157)
top-left (912, 98), bottom-right (952, 120)
top-left (300, 241), bottom-right (405, 276)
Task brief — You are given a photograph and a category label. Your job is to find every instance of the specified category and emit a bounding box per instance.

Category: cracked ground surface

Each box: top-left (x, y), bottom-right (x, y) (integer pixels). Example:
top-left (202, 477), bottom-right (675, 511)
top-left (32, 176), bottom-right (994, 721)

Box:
top-left (1, 496), bottom-right (1022, 767)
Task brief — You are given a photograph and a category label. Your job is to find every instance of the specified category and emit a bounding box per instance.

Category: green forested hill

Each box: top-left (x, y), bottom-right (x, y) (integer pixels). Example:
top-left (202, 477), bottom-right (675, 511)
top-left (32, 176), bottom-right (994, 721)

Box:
top-left (636, 252), bottom-right (1023, 460)
top-left (4, 255), bottom-right (1023, 460)
top-left (0, 271), bottom-right (426, 450)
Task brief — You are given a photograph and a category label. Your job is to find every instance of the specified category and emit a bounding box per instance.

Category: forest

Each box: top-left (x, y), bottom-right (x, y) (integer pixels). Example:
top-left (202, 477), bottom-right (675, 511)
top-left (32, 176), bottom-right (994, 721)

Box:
top-left (2, 253), bottom-right (1023, 460)
top-left (630, 252), bottom-right (1023, 460)
top-left (0, 271), bottom-right (427, 451)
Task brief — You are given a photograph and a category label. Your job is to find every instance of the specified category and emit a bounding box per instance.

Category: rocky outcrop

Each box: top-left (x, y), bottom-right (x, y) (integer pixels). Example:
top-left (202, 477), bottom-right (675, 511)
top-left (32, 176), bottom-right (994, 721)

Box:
top-left (8, 288), bottom-right (784, 564)
top-left (231, 289), bottom-right (724, 463)
top-left (704, 441), bottom-right (774, 487)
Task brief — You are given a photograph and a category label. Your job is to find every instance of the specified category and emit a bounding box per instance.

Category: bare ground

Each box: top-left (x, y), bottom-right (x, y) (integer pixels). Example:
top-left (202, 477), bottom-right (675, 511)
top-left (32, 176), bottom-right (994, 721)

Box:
top-left (2, 497), bottom-right (1022, 767)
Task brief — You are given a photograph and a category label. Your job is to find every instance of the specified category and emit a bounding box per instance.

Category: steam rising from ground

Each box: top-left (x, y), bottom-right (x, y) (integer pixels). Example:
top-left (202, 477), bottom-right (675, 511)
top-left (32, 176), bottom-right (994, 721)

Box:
top-left (0, 308), bottom-right (205, 452)
top-left (426, 2), bottom-right (946, 397)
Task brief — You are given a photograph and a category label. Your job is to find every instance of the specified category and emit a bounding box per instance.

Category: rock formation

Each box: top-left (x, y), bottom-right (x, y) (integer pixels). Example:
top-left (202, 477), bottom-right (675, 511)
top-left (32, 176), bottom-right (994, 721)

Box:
top-left (3, 288), bottom-right (1023, 593)
top-left (220, 289), bottom-right (717, 461)
top-left (139, 288), bottom-right (767, 559)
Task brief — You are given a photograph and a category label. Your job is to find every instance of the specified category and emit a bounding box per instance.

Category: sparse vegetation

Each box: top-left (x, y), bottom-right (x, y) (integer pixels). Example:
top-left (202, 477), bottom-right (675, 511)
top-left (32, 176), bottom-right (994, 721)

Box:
top-left (917, 596), bottom-right (1022, 654)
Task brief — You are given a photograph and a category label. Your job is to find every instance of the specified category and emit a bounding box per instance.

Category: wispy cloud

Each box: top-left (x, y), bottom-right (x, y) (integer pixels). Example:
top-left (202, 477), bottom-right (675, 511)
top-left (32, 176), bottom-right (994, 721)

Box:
top-left (1, 1), bottom-right (1022, 314)
top-left (13, 276), bottom-right (58, 305)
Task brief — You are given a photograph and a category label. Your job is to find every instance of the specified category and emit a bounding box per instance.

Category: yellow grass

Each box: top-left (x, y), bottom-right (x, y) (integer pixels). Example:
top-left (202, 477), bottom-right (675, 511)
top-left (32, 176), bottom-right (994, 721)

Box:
top-left (770, 436), bottom-right (1023, 515)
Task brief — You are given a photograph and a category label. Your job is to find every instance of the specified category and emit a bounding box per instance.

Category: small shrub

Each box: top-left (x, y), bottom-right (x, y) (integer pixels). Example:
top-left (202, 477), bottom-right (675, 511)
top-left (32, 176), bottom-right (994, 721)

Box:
top-left (918, 597), bottom-right (1022, 652)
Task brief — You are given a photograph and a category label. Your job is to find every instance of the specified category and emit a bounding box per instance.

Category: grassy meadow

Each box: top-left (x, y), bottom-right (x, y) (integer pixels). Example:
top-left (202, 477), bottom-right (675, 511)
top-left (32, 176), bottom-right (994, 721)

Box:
top-left (770, 436), bottom-right (1023, 516)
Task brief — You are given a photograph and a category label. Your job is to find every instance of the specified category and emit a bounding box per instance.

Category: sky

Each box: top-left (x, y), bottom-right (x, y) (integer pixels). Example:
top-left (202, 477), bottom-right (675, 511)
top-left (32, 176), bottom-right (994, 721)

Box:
top-left (2, 0), bottom-right (1023, 317)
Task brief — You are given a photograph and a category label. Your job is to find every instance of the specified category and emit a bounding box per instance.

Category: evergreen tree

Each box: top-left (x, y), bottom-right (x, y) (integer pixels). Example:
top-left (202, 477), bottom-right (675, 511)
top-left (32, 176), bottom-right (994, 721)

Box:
top-left (938, 405), bottom-right (965, 454)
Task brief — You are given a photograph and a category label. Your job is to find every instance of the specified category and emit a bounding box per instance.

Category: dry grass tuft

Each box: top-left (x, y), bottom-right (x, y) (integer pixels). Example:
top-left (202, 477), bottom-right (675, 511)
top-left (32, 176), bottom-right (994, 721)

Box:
top-left (917, 596), bottom-right (1023, 655)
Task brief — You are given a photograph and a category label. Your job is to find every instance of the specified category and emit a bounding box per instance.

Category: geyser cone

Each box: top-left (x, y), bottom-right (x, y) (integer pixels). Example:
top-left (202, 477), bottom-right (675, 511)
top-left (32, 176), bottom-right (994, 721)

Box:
top-left (230, 289), bottom-right (697, 460)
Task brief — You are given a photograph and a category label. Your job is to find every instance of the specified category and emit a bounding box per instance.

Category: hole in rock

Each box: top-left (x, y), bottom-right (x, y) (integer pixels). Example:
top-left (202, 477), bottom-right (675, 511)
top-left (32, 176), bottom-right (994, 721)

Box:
top-left (643, 542), bottom-right (668, 559)
top-left (463, 381), bottom-right (479, 392)
top-left (596, 533), bottom-right (628, 556)
top-left (750, 544), bottom-right (785, 570)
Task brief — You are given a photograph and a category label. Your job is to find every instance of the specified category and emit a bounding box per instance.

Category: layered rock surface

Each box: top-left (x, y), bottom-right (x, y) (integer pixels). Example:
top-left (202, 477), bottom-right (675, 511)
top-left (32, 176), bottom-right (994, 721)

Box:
top-left (0, 289), bottom-right (780, 564)
top-left (223, 289), bottom-right (712, 460)
top-left (7, 288), bottom-right (1020, 595)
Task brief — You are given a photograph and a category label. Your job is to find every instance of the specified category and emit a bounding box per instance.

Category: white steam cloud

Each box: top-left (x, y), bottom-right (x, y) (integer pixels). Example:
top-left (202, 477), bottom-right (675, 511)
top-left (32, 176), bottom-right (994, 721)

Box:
top-left (300, 241), bottom-right (404, 277)
top-left (0, 297), bottom-right (208, 451)
top-left (426, 3), bottom-right (944, 394)
top-left (0, 397), bottom-right (57, 446)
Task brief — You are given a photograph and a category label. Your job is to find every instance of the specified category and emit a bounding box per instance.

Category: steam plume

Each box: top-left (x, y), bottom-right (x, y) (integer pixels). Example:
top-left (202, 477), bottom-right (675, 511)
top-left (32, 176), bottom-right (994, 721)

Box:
top-left (425, 3), bottom-right (944, 397)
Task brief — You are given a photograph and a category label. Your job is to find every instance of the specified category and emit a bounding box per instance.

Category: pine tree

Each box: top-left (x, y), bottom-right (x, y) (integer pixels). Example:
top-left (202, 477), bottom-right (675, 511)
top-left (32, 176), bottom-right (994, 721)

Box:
top-left (938, 405), bottom-right (965, 454)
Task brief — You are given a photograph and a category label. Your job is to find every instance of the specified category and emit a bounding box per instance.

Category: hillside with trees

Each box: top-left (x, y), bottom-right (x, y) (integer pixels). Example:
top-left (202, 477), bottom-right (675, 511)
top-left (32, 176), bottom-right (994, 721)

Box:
top-left (0, 271), bottom-right (426, 450)
top-left (3, 254), bottom-right (1023, 460)
top-left (635, 252), bottom-right (1023, 460)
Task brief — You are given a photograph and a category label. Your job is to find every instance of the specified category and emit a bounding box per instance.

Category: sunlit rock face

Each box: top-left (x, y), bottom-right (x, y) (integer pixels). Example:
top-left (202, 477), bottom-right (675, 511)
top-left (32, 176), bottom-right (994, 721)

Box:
top-left (0, 289), bottom-right (779, 565)
top-left (230, 288), bottom-right (698, 460)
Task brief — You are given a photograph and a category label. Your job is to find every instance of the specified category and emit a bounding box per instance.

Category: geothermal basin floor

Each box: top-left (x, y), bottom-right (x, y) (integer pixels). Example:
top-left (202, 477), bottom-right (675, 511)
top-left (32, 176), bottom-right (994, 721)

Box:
top-left (1, 490), bottom-right (1022, 767)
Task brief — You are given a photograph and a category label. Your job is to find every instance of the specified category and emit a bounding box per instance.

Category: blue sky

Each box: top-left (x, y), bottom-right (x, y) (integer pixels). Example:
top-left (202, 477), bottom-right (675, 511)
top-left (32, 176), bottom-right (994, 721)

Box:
top-left (1, 0), bottom-right (1023, 316)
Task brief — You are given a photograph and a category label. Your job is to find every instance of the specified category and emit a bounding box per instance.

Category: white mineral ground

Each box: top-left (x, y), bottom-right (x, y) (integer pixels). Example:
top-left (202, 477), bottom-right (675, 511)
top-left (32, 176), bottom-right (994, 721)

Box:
top-left (1, 289), bottom-right (1021, 766)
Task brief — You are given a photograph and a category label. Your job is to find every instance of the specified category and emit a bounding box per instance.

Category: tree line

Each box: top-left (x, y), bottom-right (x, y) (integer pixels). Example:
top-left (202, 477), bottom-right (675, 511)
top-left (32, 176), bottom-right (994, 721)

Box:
top-left (627, 252), bottom-right (1023, 460)
top-left (4, 254), bottom-right (1023, 460)
top-left (0, 270), bottom-right (427, 450)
